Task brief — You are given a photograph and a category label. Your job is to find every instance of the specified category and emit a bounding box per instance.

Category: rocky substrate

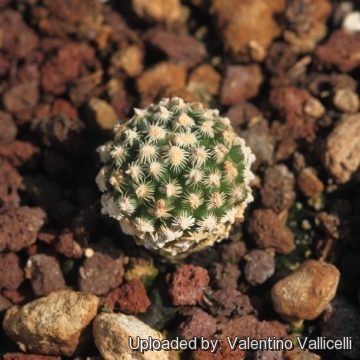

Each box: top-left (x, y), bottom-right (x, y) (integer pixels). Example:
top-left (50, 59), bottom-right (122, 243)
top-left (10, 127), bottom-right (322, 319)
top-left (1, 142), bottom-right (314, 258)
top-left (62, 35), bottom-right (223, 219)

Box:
top-left (1, 0), bottom-right (360, 359)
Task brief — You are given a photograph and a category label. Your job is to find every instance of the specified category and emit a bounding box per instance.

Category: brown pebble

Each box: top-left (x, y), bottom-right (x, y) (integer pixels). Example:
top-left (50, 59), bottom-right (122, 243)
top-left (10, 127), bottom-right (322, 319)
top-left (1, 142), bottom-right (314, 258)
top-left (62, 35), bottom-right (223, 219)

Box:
top-left (244, 249), bottom-right (275, 286)
top-left (220, 64), bottom-right (263, 105)
top-left (203, 286), bottom-right (253, 317)
top-left (333, 88), bottom-right (359, 113)
top-left (28, 254), bottom-right (66, 296)
top-left (0, 253), bottom-right (24, 291)
top-left (104, 279), bottom-right (151, 315)
top-left (248, 209), bottom-right (295, 255)
top-left (78, 238), bottom-right (124, 296)
top-left (0, 160), bottom-right (22, 209)
top-left (297, 167), bottom-right (324, 198)
top-left (260, 164), bottom-right (296, 214)
top-left (0, 206), bottom-right (46, 252)
top-left (271, 260), bottom-right (340, 322)
top-left (176, 307), bottom-right (216, 341)
top-left (167, 264), bottom-right (209, 306)
top-left (144, 29), bottom-right (206, 69)
top-left (0, 111), bottom-right (17, 143)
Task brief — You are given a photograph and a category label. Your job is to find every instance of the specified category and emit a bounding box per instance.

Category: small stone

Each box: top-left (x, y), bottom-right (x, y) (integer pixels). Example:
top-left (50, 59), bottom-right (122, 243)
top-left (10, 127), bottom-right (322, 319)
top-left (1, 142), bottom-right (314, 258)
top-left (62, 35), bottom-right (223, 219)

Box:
top-left (104, 279), bottom-right (151, 314)
top-left (218, 241), bottom-right (246, 264)
top-left (0, 140), bottom-right (40, 168)
top-left (0, 206), bottom-right (46, 252)
top-left (0, 252), bottom-right (23, 291)
top-left (208, 262), bottom-right (241, 290)
top-left (4, 354), bottom-right (61, 360)
top-left (333, 88), bottom-right (360, 113)
top-left (323, 113), bottom-right (360, 184)
top-left (303, 98), bottom-right (326, 118)
top-left (248, 209), bottom-right (295, 255)
top-left (187, 64), bottom-right (221, 102)
top-left (315, 30), bottom-right (360, 72)
top-left (244, 249), bottom-right (275, 286)
top-left (78, 238), bottom-right (125, 296)
top-left (283, 348), bottom-right (320, 360)
top-left (260, 164), bottom-right (296, 214)
top-left (203, 286), bottom-right (253, 317)
top-left (144, 29), bottom-right (206, 69)
top-left (55, 229), bottom-right (84, 258)
top-left (0, 294), bottom-right (12, 312)
top-left (0, 160), bottom-right (22, 209)
top-left (191, 334), bottom-right (246, 360)
top-left (343, 11), bottom-right (360, 33)
top-left (136, 61), bottom-right (187, 102)
top-left (0, 111), bottom-right (17, 143)
top-left (3, 81), bottom-right (40, 114)
top-left (218, 314), bottom-right (287, 339)
top-left (240, 118), bottom-right (275, 170)
top-left (210, 0), bottom-right (284, 62)
top-left (271, 260), bottom-right (340, 322)
top-left (220, 64), bottom-right (263, 105)
top-left (131, 0), bottom-right (182, 24)
top-left (166, 264), bottom-right (209, 306)
top-left (253, 349), bottom-right (283, 360)
top-left (109, 44), bottom-right (144, 77)
top-left (176, 307), bottom-right (216, 340)
top-left (87, 97), bottom-right (119, 130)
top-left (93, 313), bottom-right (176, 360)
top-left (28, 254), bottom-right (66, 296)
top-left (297, 167), bottom-right (324, 198)
top-left (321, 296), bottom-right (360, 359)
top-left (3, 290), bottom-right (99, 356)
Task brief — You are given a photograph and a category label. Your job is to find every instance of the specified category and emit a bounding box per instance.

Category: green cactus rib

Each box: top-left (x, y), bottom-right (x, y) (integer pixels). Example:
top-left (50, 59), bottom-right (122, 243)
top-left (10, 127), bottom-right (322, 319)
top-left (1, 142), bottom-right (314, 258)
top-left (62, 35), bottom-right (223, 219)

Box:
top-left (95, 97), bottom-right (255, 258)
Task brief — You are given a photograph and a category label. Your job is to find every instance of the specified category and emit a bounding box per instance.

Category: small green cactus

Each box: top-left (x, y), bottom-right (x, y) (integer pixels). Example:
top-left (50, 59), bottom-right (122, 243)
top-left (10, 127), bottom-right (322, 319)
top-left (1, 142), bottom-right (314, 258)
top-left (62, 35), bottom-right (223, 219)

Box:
top-left (95, 97), bottom-right (255, 259)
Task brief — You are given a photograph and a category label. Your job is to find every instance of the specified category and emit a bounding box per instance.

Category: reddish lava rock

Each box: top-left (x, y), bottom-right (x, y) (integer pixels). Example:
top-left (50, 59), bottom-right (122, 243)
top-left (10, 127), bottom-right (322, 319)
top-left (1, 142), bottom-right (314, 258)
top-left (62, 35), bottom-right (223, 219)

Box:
top-left (208, 262), bottom-right (241, 289)
top-left (270, 86), bottom-right (318, 139)
top-left (40, 42), bottom-right (96, 95)
top-left (0, 140), bottom-right (40, 168)
top-left (191, 334), bottom-right (246, 360)
top-left (220, 64), bottom-right (263, 105)
top-left (0, 9), bottom-right (39, 59)
top-left (0, 252), bottom-right (24, 290)
top-left (260, 165), bottom-right (296, 214)
top-left (55, 228), bottom-right (84, 258)
top-left (0, 160), bottom-right (22, 209)
top-left (247, 209), bottom-right (295, 255)
top-left (166, 264), bottom-right (209, 306)
top-left (0, 111), bottom-right (17, 143)
top-left (0, 206), bottom-right (46, 252)
top-left (218, 314), bottom-right (287, 339)
top-left (28, 254), bottom-right (66, 296)
top-left (4, 354), bottom-right (61, 360)
top-left (203, 286), bottom-right (254, 317)
top-left (244, 249), bottom-right (275, 286)
top-left (104, 279), bottom-right (151, 315)
top-left (315, 30), bottom-right (360, 72)
top-left (143, 29), bottom-right (206, 69)
top-left (176, 307), bottom-right (216, 341)
top-left (78, 238), bottom-right (125, 296)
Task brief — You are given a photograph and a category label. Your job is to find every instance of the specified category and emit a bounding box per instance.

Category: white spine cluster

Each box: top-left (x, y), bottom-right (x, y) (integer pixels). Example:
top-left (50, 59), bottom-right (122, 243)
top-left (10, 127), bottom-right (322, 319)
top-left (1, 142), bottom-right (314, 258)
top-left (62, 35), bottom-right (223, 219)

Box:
top-left (95, 97), bottom-right (255, 259)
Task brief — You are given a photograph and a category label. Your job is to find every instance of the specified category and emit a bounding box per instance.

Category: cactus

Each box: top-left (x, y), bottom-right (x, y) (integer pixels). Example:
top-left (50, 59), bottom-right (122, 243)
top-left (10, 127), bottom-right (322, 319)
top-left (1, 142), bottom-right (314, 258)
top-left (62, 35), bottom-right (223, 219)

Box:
top-left (95, 97), bottom-right (255, 259)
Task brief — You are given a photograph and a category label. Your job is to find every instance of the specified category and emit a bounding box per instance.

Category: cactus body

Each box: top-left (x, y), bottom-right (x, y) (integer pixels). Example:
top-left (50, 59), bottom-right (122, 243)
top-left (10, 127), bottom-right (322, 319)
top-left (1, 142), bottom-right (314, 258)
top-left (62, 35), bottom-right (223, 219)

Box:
top-left (96, 97), bottom-right (255, 259)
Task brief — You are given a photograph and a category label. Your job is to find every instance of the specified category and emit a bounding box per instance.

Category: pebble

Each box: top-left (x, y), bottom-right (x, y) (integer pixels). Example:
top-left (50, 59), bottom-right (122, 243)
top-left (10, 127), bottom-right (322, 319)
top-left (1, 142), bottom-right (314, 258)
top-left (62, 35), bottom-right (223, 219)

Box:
top-left (297, 167), bottom-right (324, 198)
top-left (3, 290), bottom-right (99, 356)
top-left (166, 264), bottom-right (209, 306)
top-left (323, 113), bottom-right (360, 184)
top-left (333, 88), bottom-right (360, 113)
top-left (244, 249), bottom-right (275, 286)
top-left (247, 209), bottom-right (295, 255)
top-left (271, 260), bottom-right (340, 322)
top-left (93, 312), bottom-right (176, 360)
top-left (343, 11), bottom-right (360, 33)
